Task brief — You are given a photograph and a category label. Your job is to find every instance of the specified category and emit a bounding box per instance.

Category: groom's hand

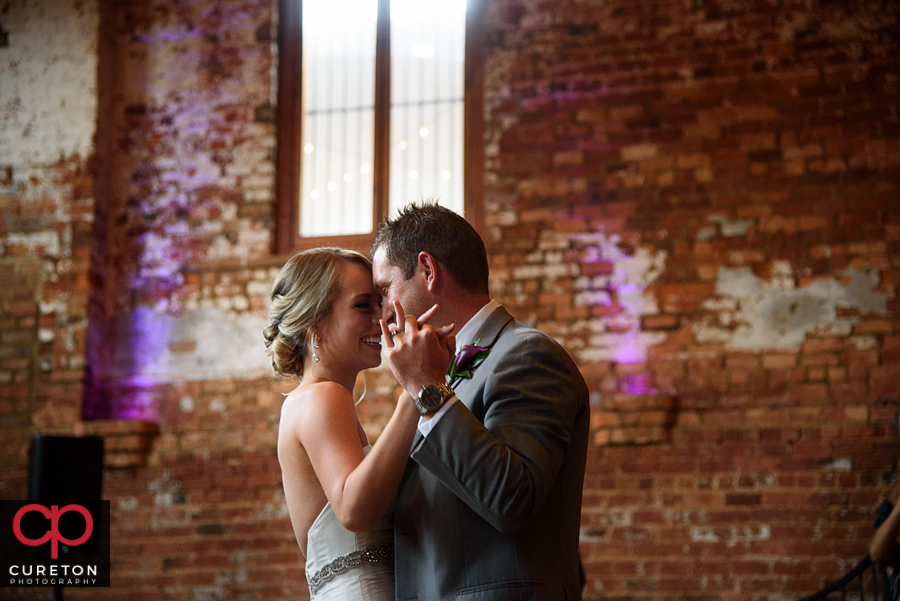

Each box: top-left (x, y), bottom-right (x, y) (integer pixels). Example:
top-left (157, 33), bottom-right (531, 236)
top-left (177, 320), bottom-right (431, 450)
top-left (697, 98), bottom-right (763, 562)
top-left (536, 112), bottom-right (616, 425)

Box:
top-left (380, 300), bottom-right (454, 398)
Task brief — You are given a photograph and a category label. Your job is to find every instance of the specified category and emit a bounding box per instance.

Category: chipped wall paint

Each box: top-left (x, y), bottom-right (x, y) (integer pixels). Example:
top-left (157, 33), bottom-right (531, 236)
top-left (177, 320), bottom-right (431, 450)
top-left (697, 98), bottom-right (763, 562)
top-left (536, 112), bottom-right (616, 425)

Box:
top-left (690, 525), bottom-right (772, 547)
top-left (0, 0), bottom-right (98, 168)
top-left (698, 214), bottom-right (757, 240)
top-left (0, 1), bottom-right (99, 425)
top-left (106, 305), bottom-right (271, 384)
top-left (697, 266), bottom-right (888, 351)
top-left (571, 231), bottom-right (668, 364)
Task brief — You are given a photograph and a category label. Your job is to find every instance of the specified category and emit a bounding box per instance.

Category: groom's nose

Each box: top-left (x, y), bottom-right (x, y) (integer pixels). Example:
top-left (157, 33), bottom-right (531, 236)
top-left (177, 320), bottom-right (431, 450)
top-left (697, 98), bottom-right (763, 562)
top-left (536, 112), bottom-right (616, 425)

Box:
top-left (379, 300), bottom-right (394, 323)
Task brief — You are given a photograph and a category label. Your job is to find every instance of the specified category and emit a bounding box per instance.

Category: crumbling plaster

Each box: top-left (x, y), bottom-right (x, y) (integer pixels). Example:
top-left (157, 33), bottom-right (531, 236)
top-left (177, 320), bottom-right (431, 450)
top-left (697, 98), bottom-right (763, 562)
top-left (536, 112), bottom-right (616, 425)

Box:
top-left (698, 265), bottom-right (888, 351)
top-left (107, 305), bottom-right (271, 384)
top-left (0, 0), bottom-right (98, 170)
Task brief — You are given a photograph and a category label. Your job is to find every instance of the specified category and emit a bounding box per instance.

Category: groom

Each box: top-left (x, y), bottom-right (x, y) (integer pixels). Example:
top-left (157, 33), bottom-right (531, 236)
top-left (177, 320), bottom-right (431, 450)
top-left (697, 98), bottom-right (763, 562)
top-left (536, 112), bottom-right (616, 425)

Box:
top-left (373, 202), bottom-right (589, 600)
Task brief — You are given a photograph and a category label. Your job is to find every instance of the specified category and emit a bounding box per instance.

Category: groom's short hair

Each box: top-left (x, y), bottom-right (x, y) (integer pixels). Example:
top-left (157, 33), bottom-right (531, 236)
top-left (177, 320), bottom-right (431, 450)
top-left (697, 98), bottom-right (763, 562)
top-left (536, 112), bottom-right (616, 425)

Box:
top-left (373, 201), bottom-right (489, 295)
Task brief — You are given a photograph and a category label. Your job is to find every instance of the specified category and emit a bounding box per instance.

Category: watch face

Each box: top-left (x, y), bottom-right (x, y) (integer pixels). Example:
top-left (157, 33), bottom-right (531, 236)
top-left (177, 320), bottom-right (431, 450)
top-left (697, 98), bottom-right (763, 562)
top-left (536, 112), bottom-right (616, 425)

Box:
top-left (419, 385), bottom-right (444, 411)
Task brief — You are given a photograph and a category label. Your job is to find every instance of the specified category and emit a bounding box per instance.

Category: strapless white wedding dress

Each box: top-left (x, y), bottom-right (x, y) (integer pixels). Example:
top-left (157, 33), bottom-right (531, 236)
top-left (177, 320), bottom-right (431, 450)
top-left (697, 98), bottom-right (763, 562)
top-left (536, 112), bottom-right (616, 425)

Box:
top-left (305, 447), bottom-right (395, 600)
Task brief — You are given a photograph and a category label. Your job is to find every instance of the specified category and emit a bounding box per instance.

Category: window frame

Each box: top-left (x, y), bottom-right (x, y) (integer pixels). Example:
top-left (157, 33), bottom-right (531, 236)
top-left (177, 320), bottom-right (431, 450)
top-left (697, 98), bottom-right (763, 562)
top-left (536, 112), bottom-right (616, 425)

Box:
top-left (274, 0), bottom-right (485, 255)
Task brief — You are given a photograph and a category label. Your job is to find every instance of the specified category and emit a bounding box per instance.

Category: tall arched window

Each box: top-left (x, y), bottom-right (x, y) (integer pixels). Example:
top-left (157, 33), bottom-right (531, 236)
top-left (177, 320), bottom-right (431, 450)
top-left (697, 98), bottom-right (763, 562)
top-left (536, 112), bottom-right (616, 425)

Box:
top-left (275, 0), bottom-right (484, 253)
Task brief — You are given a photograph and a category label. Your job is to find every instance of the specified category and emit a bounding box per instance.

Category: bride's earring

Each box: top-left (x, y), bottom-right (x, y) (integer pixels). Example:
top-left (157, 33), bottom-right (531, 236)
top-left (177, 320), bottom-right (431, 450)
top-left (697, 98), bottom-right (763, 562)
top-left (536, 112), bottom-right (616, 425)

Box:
top-left (312, 335), bottom-right (320, 363)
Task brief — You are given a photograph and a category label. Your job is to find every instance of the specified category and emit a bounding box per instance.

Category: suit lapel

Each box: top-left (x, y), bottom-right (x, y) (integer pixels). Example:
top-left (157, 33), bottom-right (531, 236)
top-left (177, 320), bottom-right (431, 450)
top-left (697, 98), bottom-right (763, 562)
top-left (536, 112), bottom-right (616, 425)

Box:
top-left (408, 306), bottom-right (514, 451)
top-left (411, 427), bottom-right (423, 450)
top-left (464, 305), bottom-right (514, 352)
top-left (450, 306), bottom-right (514, 411)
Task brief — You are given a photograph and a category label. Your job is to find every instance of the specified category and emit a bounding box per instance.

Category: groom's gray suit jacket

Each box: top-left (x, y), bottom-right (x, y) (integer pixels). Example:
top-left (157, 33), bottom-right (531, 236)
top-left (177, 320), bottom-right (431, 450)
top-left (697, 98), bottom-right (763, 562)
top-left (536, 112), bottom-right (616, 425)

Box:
top-left (394, 305), bottom-right (590, 600)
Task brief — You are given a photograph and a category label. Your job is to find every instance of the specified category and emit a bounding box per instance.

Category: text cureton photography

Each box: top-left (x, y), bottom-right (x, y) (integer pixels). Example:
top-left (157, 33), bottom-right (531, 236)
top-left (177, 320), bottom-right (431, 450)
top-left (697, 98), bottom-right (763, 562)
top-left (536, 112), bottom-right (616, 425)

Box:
top-left (9, 563), bottom-right (100, 586)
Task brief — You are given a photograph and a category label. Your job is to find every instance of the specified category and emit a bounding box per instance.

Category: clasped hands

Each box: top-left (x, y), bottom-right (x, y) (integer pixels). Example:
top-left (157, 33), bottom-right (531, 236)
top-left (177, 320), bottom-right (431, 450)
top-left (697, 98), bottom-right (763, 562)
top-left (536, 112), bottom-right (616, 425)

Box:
top-left (379, 300), bottom-right (455, 400)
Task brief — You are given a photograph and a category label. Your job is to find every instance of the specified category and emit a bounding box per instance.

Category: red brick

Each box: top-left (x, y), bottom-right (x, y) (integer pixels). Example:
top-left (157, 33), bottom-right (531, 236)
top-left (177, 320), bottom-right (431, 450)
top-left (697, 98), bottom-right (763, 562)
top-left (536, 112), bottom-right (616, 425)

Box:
top-left (642, 314), bottom-right (679, 329)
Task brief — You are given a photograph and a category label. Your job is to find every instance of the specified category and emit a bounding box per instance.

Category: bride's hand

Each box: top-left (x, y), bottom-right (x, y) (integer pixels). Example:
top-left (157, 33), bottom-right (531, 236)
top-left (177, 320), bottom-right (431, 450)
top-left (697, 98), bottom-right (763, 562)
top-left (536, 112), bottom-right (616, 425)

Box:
top-left (386, 301), bottom-right (456, 359)
top-left (414, 304), bottom-right (456, 359)
top-left (381, 301), bottom-right (454, 397)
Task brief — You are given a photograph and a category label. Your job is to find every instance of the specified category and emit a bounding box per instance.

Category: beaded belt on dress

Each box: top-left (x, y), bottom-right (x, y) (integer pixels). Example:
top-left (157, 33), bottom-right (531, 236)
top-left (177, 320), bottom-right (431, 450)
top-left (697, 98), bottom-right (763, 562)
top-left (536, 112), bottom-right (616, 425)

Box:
top-left (307, 540), bottom-right (394, 597)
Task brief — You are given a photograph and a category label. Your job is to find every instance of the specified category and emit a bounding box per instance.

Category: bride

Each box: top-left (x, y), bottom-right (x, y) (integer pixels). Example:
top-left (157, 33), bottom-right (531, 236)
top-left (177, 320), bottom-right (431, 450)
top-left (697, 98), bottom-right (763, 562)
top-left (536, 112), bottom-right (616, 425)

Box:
top-left (264, 248), bottom-right (451, 600)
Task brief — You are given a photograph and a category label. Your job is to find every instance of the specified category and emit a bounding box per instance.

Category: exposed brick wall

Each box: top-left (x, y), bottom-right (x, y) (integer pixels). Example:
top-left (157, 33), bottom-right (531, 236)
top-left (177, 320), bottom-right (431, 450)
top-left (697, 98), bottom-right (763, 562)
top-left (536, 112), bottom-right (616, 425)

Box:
top-left (1, 0), bottom-right (899, 599)
top-left (83, 0), bottom-right (278, 421)
top-left (483, 0), bottom-right (900, 597)
top-left (0, 0), bottom-right (100, 500)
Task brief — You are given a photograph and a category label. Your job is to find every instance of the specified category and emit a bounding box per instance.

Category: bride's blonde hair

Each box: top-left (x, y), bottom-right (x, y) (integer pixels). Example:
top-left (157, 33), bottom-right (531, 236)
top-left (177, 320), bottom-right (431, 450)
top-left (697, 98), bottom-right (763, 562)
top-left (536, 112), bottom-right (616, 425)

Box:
top-left (264, 247), bottom-right (372, 378)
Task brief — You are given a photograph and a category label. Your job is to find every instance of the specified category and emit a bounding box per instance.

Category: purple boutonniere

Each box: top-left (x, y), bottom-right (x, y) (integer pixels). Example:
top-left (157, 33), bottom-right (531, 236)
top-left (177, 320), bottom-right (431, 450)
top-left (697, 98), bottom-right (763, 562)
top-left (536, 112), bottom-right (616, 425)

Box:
top-left (447, 341), bottom-right (491, 386)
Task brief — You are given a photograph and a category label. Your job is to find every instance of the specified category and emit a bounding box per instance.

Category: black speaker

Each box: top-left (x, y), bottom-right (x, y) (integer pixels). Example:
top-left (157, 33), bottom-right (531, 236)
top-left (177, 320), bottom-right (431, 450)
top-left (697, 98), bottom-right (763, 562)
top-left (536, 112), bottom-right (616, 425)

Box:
top-left (28, 435), bottom-right (104, 501)
top-left (22, 435), bottom-right (106, 600)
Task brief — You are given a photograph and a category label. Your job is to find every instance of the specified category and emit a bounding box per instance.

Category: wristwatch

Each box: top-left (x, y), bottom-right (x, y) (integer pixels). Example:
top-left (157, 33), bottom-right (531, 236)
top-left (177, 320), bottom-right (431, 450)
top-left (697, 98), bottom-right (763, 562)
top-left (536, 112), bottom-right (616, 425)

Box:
top-left (415, 382), bottom-right (454, 415)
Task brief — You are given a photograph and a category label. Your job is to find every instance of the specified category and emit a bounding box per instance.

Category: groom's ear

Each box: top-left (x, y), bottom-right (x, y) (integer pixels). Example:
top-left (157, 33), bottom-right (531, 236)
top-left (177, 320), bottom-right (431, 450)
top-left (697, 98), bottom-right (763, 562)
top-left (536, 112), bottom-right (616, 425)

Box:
top-left (417, 251), bottom-right (439, 292)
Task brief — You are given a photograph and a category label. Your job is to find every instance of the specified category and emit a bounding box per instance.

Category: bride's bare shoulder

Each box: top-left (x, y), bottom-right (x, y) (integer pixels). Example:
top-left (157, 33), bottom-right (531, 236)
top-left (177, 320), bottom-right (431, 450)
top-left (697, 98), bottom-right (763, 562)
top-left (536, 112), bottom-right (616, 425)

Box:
top-left (287, 381), bottom-right (352, 406)
top-left (281, 381), bottom-right (354, 428)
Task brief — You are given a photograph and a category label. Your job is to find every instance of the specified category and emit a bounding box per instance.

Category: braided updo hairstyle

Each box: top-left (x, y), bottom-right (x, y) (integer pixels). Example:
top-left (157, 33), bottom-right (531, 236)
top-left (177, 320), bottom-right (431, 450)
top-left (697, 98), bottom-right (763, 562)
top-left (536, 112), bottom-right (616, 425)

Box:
top-left (264, 247), bottom-right (373, 378)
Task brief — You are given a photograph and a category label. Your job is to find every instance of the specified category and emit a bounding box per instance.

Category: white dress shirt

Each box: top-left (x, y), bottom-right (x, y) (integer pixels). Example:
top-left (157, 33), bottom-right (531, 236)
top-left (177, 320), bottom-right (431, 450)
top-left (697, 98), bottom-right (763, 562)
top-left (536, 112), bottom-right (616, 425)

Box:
top-left (417, 299), bottom-right (499, 437)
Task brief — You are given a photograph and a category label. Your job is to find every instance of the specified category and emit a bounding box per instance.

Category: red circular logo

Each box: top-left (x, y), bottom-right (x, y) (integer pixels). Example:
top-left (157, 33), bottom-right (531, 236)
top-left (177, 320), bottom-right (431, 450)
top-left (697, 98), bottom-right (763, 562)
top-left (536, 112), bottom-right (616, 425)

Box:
top-left (12, 504), bottom-right (94, 559)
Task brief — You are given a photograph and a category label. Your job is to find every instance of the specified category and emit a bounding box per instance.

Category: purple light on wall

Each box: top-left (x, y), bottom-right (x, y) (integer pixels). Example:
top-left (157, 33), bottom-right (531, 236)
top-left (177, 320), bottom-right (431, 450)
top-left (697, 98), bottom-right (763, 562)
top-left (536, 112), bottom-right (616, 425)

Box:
top-left (111, 305), bottom-right (171, 422)
top-left (611, 332), bottom-right (645, 366)
top-left (619, 372), bottom-right (654, 396)
top-left (83, 305), bottom-right (169, 422)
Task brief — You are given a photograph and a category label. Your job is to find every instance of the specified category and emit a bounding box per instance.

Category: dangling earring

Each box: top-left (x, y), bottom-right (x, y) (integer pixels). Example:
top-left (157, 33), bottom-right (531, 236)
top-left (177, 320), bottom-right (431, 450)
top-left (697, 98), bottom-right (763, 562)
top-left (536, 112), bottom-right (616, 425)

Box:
top-left (312, 335), bottom-right (320, 363)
